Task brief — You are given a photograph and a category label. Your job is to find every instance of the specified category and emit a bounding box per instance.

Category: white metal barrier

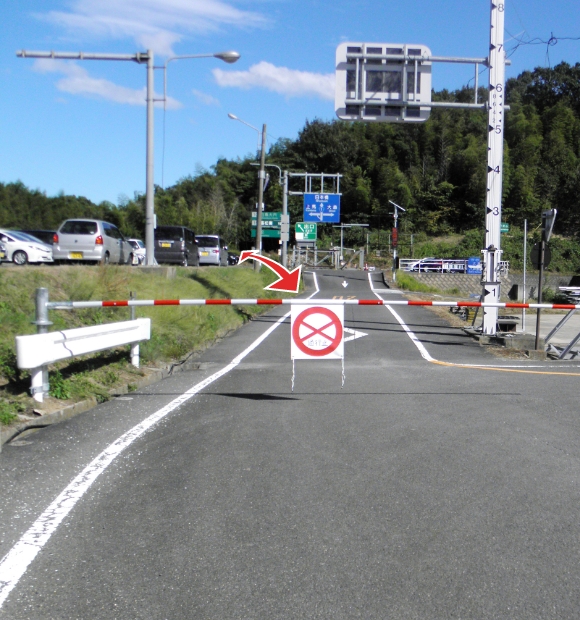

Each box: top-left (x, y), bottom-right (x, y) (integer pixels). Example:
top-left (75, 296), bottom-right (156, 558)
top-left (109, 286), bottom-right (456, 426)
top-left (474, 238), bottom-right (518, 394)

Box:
top-left (16, 319), bottom-right (151, 403)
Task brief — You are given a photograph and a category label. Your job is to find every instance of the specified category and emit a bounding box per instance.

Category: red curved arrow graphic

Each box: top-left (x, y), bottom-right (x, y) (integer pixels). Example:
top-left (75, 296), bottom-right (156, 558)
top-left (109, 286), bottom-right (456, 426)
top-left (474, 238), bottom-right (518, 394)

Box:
top-left (239, 251), bottom-right (302, 293)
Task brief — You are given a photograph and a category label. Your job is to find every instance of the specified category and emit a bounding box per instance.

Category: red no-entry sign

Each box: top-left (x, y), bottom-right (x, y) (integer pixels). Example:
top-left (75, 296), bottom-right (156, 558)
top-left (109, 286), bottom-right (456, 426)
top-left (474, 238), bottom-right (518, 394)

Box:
top-left (291, 305), bottom-right (344, 360)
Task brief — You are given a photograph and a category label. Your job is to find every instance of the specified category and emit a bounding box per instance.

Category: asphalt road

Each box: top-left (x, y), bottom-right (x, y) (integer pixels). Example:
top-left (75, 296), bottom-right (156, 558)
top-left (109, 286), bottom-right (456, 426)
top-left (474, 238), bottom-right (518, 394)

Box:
top-left (2, 270), bottom-right (580, 618)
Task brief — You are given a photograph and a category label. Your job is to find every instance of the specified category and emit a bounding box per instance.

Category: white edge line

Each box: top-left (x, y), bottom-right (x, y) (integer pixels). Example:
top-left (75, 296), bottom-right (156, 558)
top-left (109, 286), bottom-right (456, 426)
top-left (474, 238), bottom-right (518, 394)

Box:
top-left (366, 273), bottom-right (559, 370)
top-left (0, 282), bottom-right (319, 608)
top-left (367, 273), bottom-right (434, 361)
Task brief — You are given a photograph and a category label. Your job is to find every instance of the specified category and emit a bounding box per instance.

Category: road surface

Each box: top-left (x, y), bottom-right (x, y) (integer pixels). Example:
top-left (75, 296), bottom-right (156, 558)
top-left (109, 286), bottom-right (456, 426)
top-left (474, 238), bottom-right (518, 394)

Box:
top-left (2, 270), bottom-right (580, 618)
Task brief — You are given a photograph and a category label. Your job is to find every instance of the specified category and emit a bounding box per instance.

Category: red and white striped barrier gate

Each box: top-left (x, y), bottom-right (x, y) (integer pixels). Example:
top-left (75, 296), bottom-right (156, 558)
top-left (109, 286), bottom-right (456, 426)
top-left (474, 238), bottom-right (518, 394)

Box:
top-left (46, 299), bottom-right (580, 310)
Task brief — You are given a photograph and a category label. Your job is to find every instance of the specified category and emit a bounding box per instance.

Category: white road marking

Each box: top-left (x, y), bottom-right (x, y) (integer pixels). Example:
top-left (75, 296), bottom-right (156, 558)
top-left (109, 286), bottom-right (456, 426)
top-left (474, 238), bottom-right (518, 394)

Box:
top-left (344, 327), bottom-right (368, 342)
top-left (0, 278), bottom-right (321, 609)
top-left (366, 273), bottom-right (571, 369)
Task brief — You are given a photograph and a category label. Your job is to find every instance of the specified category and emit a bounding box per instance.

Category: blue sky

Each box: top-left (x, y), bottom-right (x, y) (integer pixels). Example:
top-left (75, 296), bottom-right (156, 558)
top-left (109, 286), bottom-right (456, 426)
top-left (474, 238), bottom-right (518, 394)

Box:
top-left (1, 0), bottom-right (578, 206)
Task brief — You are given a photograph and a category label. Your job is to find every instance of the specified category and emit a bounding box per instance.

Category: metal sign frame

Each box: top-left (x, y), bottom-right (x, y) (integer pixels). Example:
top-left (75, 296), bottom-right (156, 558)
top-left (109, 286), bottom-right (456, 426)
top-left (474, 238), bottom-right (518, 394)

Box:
top-left (335, 42), bottom-right (432, 123)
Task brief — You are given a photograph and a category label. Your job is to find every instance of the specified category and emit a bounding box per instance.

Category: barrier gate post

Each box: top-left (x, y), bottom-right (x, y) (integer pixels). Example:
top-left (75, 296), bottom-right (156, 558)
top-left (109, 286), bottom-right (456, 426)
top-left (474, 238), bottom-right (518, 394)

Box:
top-left (32, 288), bottom-right (53, 403)
top-left (130, 291), bottom-right (140, 368)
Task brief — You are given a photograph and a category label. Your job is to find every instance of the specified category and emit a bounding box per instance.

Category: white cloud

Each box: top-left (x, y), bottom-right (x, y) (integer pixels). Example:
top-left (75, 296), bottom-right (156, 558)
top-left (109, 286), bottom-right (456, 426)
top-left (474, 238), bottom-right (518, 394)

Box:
top-left (33, 59), bottom-right (181, 108)
top-left (213, 61), bottom-right (335, 100)
top-left (39, 0), bottom-right (268, 56)
top-left (191, 89), bottom-right (221, 107)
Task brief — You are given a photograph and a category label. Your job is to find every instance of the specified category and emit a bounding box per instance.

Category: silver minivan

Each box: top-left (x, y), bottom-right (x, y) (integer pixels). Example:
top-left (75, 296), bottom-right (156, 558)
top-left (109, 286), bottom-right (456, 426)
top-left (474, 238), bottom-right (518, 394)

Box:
top-left (196, 235), bottom-right (228, 266)
top-left (53, 219), bottom-right (134, 264)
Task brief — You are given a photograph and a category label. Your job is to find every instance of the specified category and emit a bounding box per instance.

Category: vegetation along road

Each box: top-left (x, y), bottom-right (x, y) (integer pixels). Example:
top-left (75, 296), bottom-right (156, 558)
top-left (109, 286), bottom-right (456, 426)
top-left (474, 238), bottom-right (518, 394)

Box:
top-left (2, 269), bottom-right (580, 617)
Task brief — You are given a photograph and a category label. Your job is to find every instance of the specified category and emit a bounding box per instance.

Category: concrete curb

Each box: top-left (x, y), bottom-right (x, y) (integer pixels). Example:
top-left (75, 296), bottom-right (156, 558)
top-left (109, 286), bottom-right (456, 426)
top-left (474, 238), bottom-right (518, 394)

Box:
top-left (1, 358), bottom-right (206, 446)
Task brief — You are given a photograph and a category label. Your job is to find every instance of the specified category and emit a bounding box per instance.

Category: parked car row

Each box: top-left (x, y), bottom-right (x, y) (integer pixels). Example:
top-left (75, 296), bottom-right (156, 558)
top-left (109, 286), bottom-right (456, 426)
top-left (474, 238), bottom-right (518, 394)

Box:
top-left (0, 220), bottom-right (236, 267)
top-left (153, 226), bottom-right (231, 267)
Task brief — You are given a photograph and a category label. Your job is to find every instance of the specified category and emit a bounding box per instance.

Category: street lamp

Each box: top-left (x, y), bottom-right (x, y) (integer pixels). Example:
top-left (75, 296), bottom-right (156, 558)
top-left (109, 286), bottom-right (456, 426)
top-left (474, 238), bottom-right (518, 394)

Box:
top-left (17, 48), bottom-right (240, 267)
top-left (164, 51), bottom-right (240, 100)
top-left (228, 113), bottom-right (267, 271)
top-left (155, 51), bottom-right (239, 265)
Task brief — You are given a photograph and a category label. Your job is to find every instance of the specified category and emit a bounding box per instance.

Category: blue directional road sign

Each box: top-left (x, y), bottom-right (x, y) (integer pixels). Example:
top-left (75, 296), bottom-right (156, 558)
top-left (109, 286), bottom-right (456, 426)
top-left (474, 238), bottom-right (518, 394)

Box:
top-left (303, 193), bottom-right (340, 223)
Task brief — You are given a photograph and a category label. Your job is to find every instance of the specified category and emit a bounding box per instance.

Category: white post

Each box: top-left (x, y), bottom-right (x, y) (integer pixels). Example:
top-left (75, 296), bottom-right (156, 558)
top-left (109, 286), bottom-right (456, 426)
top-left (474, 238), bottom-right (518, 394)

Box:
top-left (482, 0), bottom-right (506, 334)
top-left (130, 343), bottom-right (140, 368)
top-left (31, 368), bottom-right (44, 403)
top-left (130, 292), bottom-right (139, 367)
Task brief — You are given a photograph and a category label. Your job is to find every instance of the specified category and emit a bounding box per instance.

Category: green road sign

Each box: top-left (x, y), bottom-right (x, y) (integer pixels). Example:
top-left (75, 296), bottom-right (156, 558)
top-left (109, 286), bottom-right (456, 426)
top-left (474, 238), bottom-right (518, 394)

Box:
top-left (295, 222), bottom-right (317, 241)
top-left (500, 222), bottom-right (510, 233)
top-left (252, 211), bottom-right (281, 229)
top-left (251, 228), bottom-right (280, 239)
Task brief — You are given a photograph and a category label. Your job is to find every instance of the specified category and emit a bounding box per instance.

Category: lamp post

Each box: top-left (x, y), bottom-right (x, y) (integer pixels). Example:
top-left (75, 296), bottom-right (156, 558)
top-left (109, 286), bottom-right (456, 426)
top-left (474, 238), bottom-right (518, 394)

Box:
top-left (163, 51), bottom-right (240, 100)
top-left (17, 48), bottom-right (240, 267)
top-left (228, 113), bottom-right (266, 271)
top-left (156, 51), bottom-right (239, 265)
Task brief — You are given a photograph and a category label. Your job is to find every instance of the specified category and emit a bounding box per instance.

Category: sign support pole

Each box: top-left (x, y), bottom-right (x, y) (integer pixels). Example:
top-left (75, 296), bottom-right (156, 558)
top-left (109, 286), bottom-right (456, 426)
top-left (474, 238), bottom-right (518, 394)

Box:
top-left (482, 0), bottom-right (506, 335)
top-left (282, 170), bottom-right (289, 268)
top-left (254, 123), bottom-right (267, 271)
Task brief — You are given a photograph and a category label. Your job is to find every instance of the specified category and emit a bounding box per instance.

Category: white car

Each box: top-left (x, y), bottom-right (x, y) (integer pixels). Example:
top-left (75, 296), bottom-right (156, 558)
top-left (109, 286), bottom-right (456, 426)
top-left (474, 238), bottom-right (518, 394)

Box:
top-left (127, 239), bottom-right (146, 265)
top-left (0, 229), bottom-right (53, 265)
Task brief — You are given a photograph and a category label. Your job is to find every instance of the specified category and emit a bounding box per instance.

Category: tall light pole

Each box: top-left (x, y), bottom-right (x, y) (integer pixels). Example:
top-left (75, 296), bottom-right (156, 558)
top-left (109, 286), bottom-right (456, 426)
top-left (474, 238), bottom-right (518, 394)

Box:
top-left (17, 48), bottom-right (240, 267)
top-left (228, 113), bottom-right (267, 271)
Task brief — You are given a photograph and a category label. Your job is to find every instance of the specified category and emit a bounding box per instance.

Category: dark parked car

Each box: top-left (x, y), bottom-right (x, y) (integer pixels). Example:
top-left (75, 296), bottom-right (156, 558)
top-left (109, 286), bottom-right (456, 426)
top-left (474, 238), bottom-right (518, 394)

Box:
top-left (20, 230), bottom-right (56, 246)
top-left (154, 226), bottom-right (199, 266)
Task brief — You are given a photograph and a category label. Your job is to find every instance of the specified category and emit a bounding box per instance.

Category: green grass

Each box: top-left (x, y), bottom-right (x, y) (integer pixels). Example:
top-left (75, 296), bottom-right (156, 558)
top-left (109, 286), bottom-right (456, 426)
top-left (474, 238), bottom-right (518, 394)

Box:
top-left (0, 263), bottom-right (294, 425)
top-left (393, 271), bottom-right (439, 293)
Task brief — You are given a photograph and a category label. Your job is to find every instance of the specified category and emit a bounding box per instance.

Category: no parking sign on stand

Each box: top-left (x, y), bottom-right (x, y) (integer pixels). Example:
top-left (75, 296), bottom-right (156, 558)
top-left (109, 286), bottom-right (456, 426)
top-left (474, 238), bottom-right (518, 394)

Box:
top-left (290, 305), bottom-right (345, 390)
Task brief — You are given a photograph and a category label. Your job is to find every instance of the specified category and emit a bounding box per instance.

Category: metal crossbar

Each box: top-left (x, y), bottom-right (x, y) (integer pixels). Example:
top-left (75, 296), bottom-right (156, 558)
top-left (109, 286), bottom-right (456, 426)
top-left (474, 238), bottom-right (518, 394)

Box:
top-left (46, 299), bottom-right (580, 310)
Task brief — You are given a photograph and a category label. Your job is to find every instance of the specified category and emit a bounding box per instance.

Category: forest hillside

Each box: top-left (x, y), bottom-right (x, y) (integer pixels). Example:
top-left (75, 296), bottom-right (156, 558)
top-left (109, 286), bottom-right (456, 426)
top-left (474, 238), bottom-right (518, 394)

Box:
top-left (1, 62), bottom-right (579, 268)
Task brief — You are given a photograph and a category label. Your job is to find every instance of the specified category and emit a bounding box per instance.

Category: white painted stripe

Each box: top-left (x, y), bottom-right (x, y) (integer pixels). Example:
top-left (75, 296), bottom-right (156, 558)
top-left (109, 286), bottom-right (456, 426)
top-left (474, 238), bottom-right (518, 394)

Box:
top-left (386, 304), bottom-right (435, 361)
top-left (0, 287), bottom-right (317, 608)
top-left (367, 273), bottom-right (434, 361)
top-left (366, 273), bottom-right (563, 369)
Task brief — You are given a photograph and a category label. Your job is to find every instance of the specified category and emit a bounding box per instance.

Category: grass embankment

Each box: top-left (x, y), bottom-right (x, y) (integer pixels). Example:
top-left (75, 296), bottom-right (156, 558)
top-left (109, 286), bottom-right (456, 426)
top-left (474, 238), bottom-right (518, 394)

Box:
top-left (0, 264), bottom-right (291, 426)
top-left (393, 271), bottom-right (440, 293)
